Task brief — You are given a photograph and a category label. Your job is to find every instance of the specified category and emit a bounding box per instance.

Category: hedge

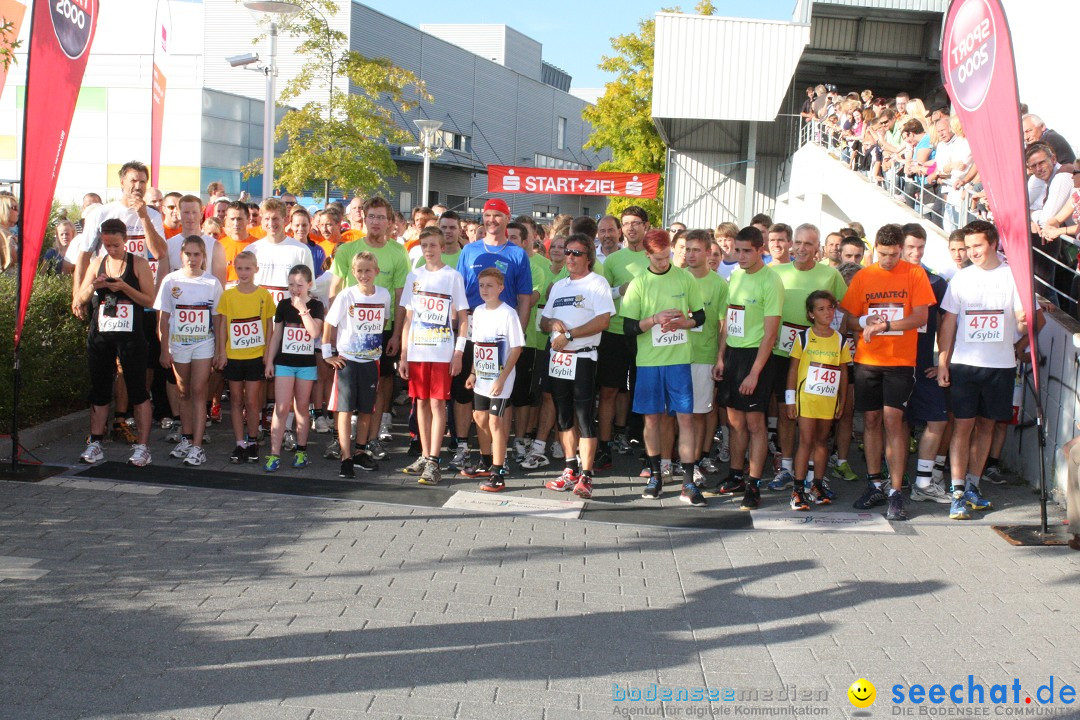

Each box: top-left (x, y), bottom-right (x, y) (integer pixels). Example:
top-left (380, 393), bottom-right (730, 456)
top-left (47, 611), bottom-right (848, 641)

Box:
top-left (0, 272), bottom-right (90, 433)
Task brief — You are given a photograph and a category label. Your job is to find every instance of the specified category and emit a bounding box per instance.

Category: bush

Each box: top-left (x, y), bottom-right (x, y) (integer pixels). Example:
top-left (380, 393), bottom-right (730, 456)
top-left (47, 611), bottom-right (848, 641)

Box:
top-left (0, 272), bottom-right (90, 433)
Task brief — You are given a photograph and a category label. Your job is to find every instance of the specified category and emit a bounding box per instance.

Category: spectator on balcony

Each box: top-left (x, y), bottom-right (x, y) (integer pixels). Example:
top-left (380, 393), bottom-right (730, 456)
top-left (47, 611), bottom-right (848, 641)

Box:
top-left (928, 115), bottom-right (973, 232)
top-left (1028, 142), bottom-right (1075, 312)
top-left (861, 89), bottom-right (874, 108)
top-left (905, 99), bottom-right (930, 133)
top-left (863, 109), bottom-right (896, 184)
top-left (800, 86), bottom-right (816, 122)
top-left (1023, 113), bottom-right (1075, 165)
top-left (811, 85), bottom-right (829, 121)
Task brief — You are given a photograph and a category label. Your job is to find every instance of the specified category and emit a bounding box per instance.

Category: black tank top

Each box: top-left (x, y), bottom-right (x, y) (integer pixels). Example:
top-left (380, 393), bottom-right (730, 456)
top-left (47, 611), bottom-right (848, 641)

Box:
top-left (89, 251), bottom-right (144, 339)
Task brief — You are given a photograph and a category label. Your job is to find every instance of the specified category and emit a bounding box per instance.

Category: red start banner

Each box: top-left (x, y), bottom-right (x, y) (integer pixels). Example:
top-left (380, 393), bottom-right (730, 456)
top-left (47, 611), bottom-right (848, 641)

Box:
top-left (487, 165), bottom-right (660, 198)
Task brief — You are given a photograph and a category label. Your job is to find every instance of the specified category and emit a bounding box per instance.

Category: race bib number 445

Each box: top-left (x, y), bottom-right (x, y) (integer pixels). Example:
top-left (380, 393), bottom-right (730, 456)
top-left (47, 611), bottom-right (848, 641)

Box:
top-left (548, 350), bottom-right (577, 380)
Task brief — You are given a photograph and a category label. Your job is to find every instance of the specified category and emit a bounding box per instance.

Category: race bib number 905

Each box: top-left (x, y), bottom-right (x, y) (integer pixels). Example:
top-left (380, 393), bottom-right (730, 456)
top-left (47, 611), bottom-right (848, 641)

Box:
top-left (282, 325), bottom-right (314, 355)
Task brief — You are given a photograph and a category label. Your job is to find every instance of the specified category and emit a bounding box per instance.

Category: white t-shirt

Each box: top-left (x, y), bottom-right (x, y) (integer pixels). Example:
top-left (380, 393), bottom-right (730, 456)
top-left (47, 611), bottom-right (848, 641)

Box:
top-left (167, 233), bottom-right (219, 278)
top-left (941, 262), bottom-right (1023, 368)
top-left (250, 237), bottom-right (315, 304)
top-left (399, 265), bottom-right (468, 363)
top-left (325, 284), bottom-right (391, 363)
top-left (541, 271), bottom-right (615, 361)
top-left (717, 260), bottom-right (738, 280)
top-left (470, 301), bottom-right (525, 399)
top-left (75, 201), bottom-right (166, 260)
top-left (154, 270), bottom-right (223, 347)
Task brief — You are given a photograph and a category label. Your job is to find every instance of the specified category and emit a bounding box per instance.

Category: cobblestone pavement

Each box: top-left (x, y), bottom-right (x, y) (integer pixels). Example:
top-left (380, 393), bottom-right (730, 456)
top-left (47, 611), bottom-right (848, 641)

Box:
top-left (2, 411), bottom-right (1078, 720)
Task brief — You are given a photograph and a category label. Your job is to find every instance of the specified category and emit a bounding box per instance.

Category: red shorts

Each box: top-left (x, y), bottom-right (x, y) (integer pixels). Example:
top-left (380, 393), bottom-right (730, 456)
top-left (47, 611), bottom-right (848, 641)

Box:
top-left (408, 361), bottom-right (452, 400)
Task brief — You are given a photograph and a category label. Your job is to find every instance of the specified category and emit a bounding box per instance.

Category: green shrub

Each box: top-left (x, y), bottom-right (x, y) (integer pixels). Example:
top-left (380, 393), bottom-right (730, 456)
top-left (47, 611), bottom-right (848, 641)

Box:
top-left (0, 272), bottom-right (90, 432)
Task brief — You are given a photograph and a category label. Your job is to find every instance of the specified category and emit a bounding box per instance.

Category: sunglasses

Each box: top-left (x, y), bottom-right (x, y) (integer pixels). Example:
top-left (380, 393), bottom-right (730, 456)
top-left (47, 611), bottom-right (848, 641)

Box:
top-left (565, 249), bottom-right (586, 257)
top-left (284, 201), bottom-right (296, 206)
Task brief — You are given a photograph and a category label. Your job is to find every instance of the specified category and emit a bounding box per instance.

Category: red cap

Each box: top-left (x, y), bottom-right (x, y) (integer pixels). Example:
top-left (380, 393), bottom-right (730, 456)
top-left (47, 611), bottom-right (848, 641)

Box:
top-left (482, 198), bottom-right (511, 216)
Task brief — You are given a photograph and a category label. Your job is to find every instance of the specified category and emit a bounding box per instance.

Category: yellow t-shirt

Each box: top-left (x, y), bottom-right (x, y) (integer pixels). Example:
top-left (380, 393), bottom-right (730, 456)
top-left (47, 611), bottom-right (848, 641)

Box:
top-left (214, 286), bottom-right (276, 360)
top-left (789, 328), bottom-right (851, 420)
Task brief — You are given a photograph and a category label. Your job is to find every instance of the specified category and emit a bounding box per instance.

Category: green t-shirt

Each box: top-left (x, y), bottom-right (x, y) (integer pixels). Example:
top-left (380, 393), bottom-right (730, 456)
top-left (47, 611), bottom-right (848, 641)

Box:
top-left (602, 247), bottom-right (649, 335)
top-left (771, 262), bottom-right (848, 357)
top-left (689, 270), bottom-right (729, 365)
top-left (332, 239), bottom-right (410, 329)
top-left (413, 250), bottom-right (461, 270)
top-left (525, 253), bottom-right (552, 350)
top-left (619, 265), bottom-right (703, 367)
top-left (724, 264), bottom-right (784, 350)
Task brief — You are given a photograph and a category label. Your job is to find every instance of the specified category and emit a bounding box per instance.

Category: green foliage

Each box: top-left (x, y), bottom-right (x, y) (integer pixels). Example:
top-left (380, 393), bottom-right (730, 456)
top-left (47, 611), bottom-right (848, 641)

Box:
top-left (0, 273), bottom-right (90, 433)
top-left (241, 0), bottom-right (430, 198)
top-left (0, 17), bottom-right (22, 71)
top-left (584, 1), bottom-right (716, 223)
top-left (45, 200), bottom-right (81, 249)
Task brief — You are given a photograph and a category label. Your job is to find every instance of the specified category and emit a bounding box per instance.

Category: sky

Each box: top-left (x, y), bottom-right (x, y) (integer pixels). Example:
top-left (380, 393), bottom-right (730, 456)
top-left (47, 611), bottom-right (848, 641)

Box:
top-left (361, 0), bottom-right (797, 91)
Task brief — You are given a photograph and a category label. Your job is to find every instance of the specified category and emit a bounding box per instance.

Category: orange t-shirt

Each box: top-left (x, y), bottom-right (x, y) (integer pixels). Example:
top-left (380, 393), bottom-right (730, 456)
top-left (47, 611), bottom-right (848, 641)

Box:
top-left (248, 226), bottom-right (267, 240)
top-left (164, 224), bottom-right (183, 240)
top-left (838, 259), bottom-right (936, 367)
top-left (341, 229), bottom-right (364, 243)
top-left (219, 234), bottom-right (257, 283)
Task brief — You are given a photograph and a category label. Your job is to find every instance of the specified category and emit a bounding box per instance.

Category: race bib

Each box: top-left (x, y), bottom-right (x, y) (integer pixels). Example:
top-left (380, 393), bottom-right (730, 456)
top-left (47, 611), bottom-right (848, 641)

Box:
top-left (870, 303), bottom-right (904, 336)
top-left (229, 316), bottom-right (265, 350)
top-left (264, 286), bottom-right (288, 304)
top-left (282, 324), bottom-right (315, 355)
top-left (350, 303), bottom-right (384, 335)
top-left (126, 236), bottom-right (146, 255)
top-left (414, 292), bottom-right (450, 326)
top-left (97, 301), bottom-right (134, 333)
top-left (830, 308), bottom-right (844, 332)
top-left (174, 305), bottom-right (211, 340)
top-left (805, 362), bottom-right (841, 397)
top-left (726, 305), bottom-right (746, 338)
top-left (548, 350), bottom-right (578, 380)
top-left (474, 341), bottom-right (500, 380)
top-left (964, 309), bottom-right (1005, 343)
top-left (777, 322), bottom-right (807, 354)
top-left (148, 259), bottom-right (159, 282)
top-left (651, 322), bottom-right (686, 347)
top-left (844, 336), bottom-right (855, 359)
top-left (466, 312), bottom-right (474, 340)
top-left (534, 306), bottom-right (545, 333)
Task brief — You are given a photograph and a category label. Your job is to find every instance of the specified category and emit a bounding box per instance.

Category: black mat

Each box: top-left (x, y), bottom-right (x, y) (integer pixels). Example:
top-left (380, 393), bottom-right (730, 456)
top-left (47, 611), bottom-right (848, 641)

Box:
top-left (71, 462), bottom-right (453, 508)
top-left (992, 524), bottom-right (1072, 546)
top-left (582, 504), bottom-right (754, 531)
top-left (0, 463), bottom-right (67, 482)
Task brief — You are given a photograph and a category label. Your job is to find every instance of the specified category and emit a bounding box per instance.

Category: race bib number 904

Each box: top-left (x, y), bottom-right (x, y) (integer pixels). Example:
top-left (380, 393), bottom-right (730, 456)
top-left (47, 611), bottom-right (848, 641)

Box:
top-left (350, 304), bottom-right (384, 335)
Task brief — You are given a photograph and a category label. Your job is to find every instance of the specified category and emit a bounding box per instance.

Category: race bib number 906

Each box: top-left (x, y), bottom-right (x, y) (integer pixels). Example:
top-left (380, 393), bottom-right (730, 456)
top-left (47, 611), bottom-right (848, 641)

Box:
top-left (414, 293), bottom-right (450, 326)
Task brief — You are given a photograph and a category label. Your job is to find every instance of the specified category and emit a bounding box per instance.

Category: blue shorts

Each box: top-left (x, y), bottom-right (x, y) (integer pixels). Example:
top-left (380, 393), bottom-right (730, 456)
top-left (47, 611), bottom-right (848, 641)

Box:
top-left (633, 364), bottom-right (694, 416)
top-left (906, 368), bottom-right (949, 424)
top-left (275, 364), bottom-right (318, 382)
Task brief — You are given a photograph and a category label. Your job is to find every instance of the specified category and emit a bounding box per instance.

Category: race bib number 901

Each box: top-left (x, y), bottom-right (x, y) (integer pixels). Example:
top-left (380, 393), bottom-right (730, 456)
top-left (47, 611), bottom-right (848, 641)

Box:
top-left (175, 305), bottom-right (210, 340)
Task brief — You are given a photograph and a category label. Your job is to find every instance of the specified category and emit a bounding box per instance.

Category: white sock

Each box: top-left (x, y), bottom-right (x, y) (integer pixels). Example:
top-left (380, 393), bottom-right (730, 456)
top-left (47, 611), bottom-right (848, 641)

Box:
top-left (966, 472), bottom-right (980, 489)
top-left (661, 458), bottom-right (672, 471)
top-left (933, 454), bottom-right (947, 483)
top-left (381, 412), bottom-right (392, 427)
top-left (807, 462), bottom-right (814, 485)
top-left (781, 457), bottom-right (793, 472)
top-left (531, 439), bottom-right (546, 453)
top-left (916, 459), bottom-right (934, 489)
top-left (721, 426), bottom-right (730, 445)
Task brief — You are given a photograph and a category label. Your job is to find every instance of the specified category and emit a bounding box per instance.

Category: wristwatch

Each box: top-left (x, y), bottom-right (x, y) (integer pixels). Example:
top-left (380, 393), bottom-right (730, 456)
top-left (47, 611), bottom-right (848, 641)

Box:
top-left (563, 331), bottom-right (572, 341)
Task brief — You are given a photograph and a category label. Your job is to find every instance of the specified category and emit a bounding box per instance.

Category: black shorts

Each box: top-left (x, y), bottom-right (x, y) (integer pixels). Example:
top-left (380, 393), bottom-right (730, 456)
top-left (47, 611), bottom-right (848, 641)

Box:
top-left (329, 359), bottom-right (379, 414)
top-left (87, 333), bottom-right (149, 407)
top-left (716, 346), bottom-right (773, 414)
top-left (511, 347), bottom-right (537, 407)
top-left (378, 330), bottom-right (398, 378)
top-left (528, 345), bottom-right (546, 406)
top-left (907, 367), bottom-right (950, 424)
top-left (596, 331), bottom-right (631, 391)
top-left (451, 339), bottom-right (474, 405)
top-left (949, 364), bottom-right (1014, 421)
top-left (767, 353), bottom-right (791, 403)
top-left (473, 393), bottom-right (510, 417)
top-left (853, 363), bottom-right (915, 412)
top-left (224, 357), bottom-right (265, 383)
top-left (550, 355), bottom-right (597, 437)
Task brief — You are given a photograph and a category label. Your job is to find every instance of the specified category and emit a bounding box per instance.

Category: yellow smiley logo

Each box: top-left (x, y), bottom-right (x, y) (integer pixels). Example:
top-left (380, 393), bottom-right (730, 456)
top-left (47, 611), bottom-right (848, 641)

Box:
top-left (848, 678), bottom-right (876, 708)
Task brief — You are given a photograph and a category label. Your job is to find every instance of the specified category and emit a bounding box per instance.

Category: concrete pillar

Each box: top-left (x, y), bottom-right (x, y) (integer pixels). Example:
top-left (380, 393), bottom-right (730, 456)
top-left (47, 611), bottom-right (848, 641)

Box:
top-left (741, 122), bottom-right (758, 225)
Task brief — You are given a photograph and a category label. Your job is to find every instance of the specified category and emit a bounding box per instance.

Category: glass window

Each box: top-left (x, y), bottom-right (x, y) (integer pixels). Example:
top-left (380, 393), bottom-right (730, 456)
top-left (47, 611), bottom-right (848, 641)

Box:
top-left (557, 117), bottom-right (567, 150)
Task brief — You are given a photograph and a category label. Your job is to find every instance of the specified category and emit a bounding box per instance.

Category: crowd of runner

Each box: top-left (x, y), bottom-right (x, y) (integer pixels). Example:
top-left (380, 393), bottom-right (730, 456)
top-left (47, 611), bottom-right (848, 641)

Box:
top-left (67, 160), bottom-right (1040, 523)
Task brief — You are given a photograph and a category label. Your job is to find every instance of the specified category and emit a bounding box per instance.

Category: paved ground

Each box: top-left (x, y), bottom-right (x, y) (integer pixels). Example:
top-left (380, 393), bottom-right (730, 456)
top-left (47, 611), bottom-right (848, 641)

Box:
top-left (2, 409), bottom-right (1079, 720)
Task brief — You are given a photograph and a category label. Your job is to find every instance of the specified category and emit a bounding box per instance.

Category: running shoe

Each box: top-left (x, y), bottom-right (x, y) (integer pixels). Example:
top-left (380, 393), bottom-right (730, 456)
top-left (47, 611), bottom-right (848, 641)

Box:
top-left (767, 468), bottom-right (795, 492)
top-left (830, 457), bottom-right (859, 483)
top-left (366, 439), bottom-right (387, 460)
top-left (680, 482), bottom-right (707, 507)
top-left (480, 469), bottom-right (507, 492)
top-left (403, 456), bottom-right (428, 475)
top-left (324, 439), bottom-right (341, 460)
top-left (672, 460), bottom-right (684, 477)
top-left (313, 415), bottom-right (332, 434)
top-left (378, 414), bottom-right (393, 442)
top-left (245, 443), bottom-right (259, 463)
top-left (170, 437), bottom-right (193, 459)
top-left (964, 486), bottom-right (992, 511)
top-left (80, 441), bottom-right (104, 465)
top-left (461, 460), bottom-right (492, 478)
top-left (949, 491), bottom-right (971, 520)
top-left (707, 475), bottom-right (746, 497)
top-left (449, 444), bottom-right (470, 470)
top-left (112, 421), bottom-right (137, 445)
top-left (550, 442), bottom-right (564, 460)
top-left (339, 458), bottom-right (354, 478)
top-left (595, 450), bottom-right (613, 471)
top-left (354, 452), bottom-right (377, 472)
top-left (546, 467), bottom-right (579, 492)
top-left (292, 450), bottom-right (309, 469)
top-left (693, 464), bottom-right (707, 488)
top-left (808, 481), bottom-right (833, 505)
top-left (165, 426), bottom-right (182, 444)
top-left (699, 457), bottom-right (720, 475)
top-left (790, 490), bottom-right (811, 511)
top-left (230, 445), bottom-right (248, 464)
top-left (981, 465), bottom-right (1007, 485)
top-left (183, 446), bottom-right (207, 467)
top-left (641, 476), bottom-right (662, 499)
top-left (282, 430), bottom-right (297, 453)
top-left (715, 439), bottom-right (730, 463)
top-left (853, 482), bottom-right (886, 509)
top-left (661, 464), bottom-right (673, 484)
top-left (512, 438), bottom-right (529, 464)
top-left (886, 492), bottom-right (908, 521)
top-left (612, 434), bottom-right (632, 455)
top-left (638, 466), bottom-right (651, 479)
top-left (740, 484), bottom-right (761, 510)
top-left (263, 454), bottom-right (281, 472)
top-left (910, 481), bottom-right (951, 504)
top-left (160, 417), bottom-right (175, 430)
top-left (209, 402), bottom-right (222, 424)
top-left (572, 477), bottom-right (593, 499)
top-left (418, 460), bottom-right (441, 486)
top-left (127, 444), bottom-right (151, 467)
top-left (520, 450), bottom-right (550, 470)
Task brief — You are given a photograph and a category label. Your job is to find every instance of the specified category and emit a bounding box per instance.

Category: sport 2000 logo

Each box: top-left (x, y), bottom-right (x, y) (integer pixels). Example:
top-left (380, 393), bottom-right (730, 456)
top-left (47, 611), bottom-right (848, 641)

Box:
top-left (50, 0), bottom-right (96, 59)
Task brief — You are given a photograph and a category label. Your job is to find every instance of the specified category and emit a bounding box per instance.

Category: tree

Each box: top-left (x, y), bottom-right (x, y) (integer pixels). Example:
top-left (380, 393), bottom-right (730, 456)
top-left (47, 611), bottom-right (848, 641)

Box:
top-left (583, 1), bottom-right (715, 222)
top-left (242, 0), bottom-right (430, 199)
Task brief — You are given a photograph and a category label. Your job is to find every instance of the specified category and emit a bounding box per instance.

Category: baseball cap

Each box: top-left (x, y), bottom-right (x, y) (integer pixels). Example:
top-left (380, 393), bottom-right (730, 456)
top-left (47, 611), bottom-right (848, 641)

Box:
top-left (482, 198), bottom-right (510, 216)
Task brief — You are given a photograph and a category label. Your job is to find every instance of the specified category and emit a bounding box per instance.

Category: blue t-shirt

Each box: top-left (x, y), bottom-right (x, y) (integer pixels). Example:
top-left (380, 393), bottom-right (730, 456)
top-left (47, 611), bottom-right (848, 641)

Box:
top-left (456, 239), bottom-right (533, 310)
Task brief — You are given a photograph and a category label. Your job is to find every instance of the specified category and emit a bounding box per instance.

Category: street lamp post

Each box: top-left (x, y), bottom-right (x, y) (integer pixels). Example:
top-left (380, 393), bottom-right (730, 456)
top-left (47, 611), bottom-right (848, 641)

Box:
top-left (243, 1), bottom-right (300, 200)
top-left (413, 119), bottom-right (443, 208)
